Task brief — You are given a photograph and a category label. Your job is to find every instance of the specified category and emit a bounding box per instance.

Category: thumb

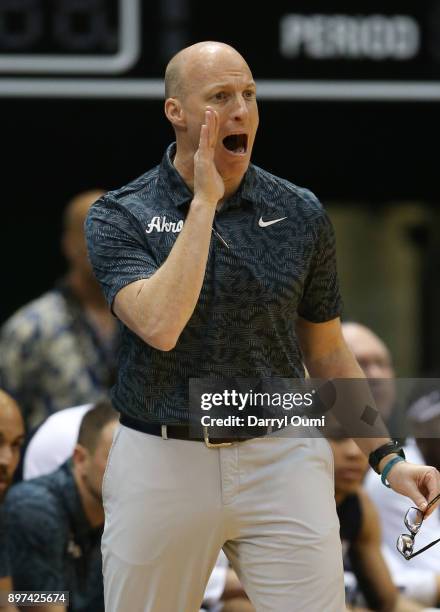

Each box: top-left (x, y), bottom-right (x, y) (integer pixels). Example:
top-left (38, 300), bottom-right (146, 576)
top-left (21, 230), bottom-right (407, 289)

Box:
top-left (387, 461), bottom-right (429, 512)
top-left (409, 488), bottom-right (428, 512)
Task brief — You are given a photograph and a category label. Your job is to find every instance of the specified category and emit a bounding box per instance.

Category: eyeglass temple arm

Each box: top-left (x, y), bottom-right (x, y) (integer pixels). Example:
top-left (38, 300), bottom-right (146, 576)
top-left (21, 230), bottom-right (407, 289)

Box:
top-left (426, 492), bottom-right (440, 512)
top-left (409, 537), bottom-right (440, 559)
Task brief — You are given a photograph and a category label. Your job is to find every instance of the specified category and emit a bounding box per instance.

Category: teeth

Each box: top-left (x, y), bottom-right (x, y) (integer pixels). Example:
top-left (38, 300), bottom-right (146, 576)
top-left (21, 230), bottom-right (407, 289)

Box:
top-left (236, 146), bottom-right (245, 153)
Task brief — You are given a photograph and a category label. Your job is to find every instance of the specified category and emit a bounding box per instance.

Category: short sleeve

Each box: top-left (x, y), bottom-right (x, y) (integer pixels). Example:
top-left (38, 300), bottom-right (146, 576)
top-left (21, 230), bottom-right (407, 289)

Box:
top-left (298, 209), bottom-right (343, 323)
top-left (3, 490), bottom-right (66, 591)
top-left (85, 195), bottom-right (159, 309)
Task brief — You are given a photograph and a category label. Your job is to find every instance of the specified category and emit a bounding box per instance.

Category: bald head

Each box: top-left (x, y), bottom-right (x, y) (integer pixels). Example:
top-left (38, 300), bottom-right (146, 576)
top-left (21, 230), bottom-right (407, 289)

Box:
top-left (342, 322), bottom-right (395, 419)
top-left (164, 41), bottom-right (251, 99)
top-left (0, 390), bottom-right (25, 500)
top-left (342, 323), bottom-right (393, 374)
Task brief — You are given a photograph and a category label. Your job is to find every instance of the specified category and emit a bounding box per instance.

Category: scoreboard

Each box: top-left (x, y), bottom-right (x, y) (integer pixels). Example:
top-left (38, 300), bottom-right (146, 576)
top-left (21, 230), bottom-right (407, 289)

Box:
top-left (2, 0), bottom-right (440, 99)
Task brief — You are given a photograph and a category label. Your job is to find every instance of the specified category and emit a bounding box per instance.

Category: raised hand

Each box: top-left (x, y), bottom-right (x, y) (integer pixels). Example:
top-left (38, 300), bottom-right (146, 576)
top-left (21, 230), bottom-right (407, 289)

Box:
top-left (193, 108), bottom-right (225, 206)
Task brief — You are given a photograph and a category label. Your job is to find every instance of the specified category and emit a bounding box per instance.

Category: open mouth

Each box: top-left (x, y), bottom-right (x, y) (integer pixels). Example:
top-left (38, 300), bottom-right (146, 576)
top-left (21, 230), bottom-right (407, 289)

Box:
top-left (222, 133), bottom-right (248, 154)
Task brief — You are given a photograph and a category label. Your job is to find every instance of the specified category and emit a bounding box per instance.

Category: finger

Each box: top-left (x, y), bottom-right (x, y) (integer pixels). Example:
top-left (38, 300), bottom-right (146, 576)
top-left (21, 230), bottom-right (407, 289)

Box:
top-left (211, 109), bottom-right (219, 148)
top-left (205, 107), bottom-right (218, 150)
top-left (409, 487), bottom-right (428, 514)
top-left (423, 469), bottom-right (440, 517)
top-left (200, 109), bottom-right (212, 152)
top-left (198, 122), bottom-right (208, 153)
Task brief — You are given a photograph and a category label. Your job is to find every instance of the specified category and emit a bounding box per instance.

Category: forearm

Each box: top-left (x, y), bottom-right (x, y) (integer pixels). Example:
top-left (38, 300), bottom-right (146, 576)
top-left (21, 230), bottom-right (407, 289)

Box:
top-left (303, 341), bottom-right (365, 381)
top-left (116, 197), bottom-right (216, 350)
top-left (300, 319), bottom-right (440, 511)
top-left (305, 342), bottom-right (391, 457)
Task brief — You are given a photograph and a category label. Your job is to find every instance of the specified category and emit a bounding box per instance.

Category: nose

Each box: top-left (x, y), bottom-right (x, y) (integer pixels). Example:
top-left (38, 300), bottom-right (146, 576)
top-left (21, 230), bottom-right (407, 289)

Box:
top-left (231, 93), bottom-right (248, 121)
top-left (344, 439), bottom-right (363, 459)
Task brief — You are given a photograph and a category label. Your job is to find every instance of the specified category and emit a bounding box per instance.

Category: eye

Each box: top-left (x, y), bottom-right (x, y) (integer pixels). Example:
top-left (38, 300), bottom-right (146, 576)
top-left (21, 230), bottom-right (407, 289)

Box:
top-left (244, 90), bottom-right (256, 99)
top-left (213, 91), bottom-right (228, 101)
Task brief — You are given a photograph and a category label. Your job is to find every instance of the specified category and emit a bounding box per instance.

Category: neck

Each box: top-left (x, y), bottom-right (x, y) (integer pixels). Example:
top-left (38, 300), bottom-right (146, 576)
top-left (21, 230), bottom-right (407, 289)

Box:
top-left (73, 468), bottom-right (104, 529)
top-left (222, 175), bottom-right (244, 200)
top-left (173, 151), bottom-right (194, 190)
top-left (173, 150), bottom-right (244, 202)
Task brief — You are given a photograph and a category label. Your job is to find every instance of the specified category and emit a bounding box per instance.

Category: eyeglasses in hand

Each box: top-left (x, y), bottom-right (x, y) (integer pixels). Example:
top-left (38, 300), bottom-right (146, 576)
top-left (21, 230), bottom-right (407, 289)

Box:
top-left (396, 492), bottom-right (440, 560)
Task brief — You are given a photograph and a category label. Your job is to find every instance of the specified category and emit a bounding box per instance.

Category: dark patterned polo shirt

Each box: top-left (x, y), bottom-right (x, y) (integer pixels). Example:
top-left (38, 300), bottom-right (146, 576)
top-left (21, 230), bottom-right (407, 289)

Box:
top-left (85, 143), bottom-right (342, 425)
top-left (3, 461), bottom-right (104, 612)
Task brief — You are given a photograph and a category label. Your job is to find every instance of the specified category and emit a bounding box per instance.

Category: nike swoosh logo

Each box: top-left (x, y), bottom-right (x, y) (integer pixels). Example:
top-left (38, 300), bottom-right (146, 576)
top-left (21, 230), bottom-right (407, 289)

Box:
top-left (258, 216), bottom-right (287, 228)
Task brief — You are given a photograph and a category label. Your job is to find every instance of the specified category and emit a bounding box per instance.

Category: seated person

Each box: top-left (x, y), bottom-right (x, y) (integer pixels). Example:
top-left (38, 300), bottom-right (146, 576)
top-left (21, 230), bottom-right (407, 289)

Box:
top-left (23, 404), bottom-right (92, 480)
top-left (342, 322), bottom-right (396, 424)
top-left (22, 403), bottom-right (251, 611)
top-left (0, 390), bottom-right (25, 612)
top-left (365, 390), bottom-right (440, 608)
top-left (3, 400), bottom-right (118, 612)
top-left (329, 426), bottom-right (423, 611)
top-left (0, 190), bottom-right (118, 432)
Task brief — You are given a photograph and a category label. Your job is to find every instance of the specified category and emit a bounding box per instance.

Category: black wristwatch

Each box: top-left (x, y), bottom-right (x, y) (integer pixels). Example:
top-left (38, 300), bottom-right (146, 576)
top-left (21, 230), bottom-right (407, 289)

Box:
top-left (368, 440), bottom-right (406, 474)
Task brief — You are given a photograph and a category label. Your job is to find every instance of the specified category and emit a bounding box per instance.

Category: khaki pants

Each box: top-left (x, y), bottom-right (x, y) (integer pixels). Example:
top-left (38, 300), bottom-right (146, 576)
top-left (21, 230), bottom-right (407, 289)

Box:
top-left (102, 424), bottom-right (345, 612)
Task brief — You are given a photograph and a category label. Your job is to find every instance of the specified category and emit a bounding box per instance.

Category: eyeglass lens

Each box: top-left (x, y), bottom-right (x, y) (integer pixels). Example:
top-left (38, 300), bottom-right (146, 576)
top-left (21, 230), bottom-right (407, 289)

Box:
top-left (405, 507), bottom-right (424, 534)
top-left (397, 534), bottom-right (414, 558)
top-left (398, 492), bottom-right (440, 560)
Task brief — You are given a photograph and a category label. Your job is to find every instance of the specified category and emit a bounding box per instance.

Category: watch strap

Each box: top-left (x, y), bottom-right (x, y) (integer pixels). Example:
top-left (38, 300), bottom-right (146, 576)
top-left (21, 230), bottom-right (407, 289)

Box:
top-left (381, 456), bottom-right (405, 487)
top-left (369, 440), bottom-right (406, 474)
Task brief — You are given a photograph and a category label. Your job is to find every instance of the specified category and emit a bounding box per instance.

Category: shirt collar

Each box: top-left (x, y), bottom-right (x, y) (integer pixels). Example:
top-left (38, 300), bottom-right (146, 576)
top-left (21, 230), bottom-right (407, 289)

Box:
top-left (219, 164), bottom-right (259, 212)
top-left (158, 143), bottom-right (193, 209)
top-left (158, 142), bottom-right (259, 210)
top-left (240, 163), bottom-right (259, 204)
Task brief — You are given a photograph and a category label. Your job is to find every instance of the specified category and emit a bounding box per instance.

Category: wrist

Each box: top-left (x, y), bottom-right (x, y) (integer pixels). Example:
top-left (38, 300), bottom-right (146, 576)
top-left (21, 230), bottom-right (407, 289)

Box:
top-left (191, 195), bottom-right (219, 210)
top-left (380, 455), bottom-right (406, 487)
top-left (368, 440), bottom-right (406, 474)
top-left (378, 453), bottom-right (399, 474)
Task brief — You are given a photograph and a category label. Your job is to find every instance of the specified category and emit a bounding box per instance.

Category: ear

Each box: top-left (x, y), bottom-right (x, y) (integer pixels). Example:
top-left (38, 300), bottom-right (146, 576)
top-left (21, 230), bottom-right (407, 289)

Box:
top-left (73, 444), bottom-right (89, 474)
top-left (164, 97), bottom-right (186, 129)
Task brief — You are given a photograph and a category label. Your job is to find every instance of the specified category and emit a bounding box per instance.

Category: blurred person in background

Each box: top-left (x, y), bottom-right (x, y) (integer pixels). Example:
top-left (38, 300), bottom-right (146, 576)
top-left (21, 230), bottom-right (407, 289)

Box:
top-left (23, 403), bottom-right (93, 480)
top-left (2, 400), bottom-right (118, 612)
top-left (0, 190), bottom-right (119, 432)
top-left (343, 322), bottom-right (440, 608)
top-left (21, 402), bottom-right (251, 612)
top-left (365, 391), bottom-right (440, 609)
top-left (329, 424), bottom-right (424, 612)
top-left (342, 322), bottom-right (396, 423)
top-left (0, 390), bottom-right (25, 612)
